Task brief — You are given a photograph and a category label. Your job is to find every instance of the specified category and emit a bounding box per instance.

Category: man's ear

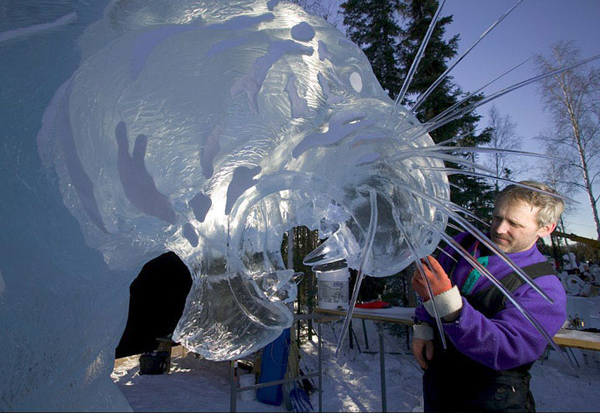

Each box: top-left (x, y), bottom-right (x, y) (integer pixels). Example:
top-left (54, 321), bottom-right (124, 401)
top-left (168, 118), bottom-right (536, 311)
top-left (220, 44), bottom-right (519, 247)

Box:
top-left (538, 222), bottom-right (557, 238)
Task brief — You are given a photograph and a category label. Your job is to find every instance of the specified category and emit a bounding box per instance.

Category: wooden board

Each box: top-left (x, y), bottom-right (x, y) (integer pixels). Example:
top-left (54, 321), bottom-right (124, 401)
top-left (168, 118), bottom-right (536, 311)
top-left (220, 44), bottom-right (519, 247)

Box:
top-left (316, 307), bottom-right (600, 351)
top-left (553, 328), bottom-right (600, 351)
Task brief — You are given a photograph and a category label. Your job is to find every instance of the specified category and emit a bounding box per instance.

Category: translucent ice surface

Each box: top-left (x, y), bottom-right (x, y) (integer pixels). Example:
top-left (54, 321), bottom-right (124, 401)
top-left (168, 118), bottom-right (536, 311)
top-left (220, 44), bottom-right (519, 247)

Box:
top-left (1, 0), bottom-right (448, 409)
top-left (36, 0), bottom-right (448, 359)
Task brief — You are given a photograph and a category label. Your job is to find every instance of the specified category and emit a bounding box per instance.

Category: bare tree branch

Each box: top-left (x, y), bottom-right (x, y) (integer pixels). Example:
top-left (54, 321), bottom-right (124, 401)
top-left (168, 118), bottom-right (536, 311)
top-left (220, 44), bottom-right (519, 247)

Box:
top-left (482, 105), bottom-right (525, 192)
top-left (534, 41), bottom-right (600, 240)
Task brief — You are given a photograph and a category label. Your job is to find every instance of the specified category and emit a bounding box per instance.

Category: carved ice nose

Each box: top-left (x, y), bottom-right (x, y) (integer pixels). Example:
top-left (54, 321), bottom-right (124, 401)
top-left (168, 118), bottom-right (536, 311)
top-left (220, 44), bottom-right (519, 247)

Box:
top-left (303, 224), bottom-right (361, 267)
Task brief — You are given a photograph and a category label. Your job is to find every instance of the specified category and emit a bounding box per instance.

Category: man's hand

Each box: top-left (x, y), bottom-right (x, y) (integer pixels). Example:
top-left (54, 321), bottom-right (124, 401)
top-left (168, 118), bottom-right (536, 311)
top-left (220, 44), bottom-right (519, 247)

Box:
top-left (412, 338), bottom-right (434, 369)
top-left (411, 256), bottom-right (453, 301)
top-left (412, 256), bottom-right (463, 321)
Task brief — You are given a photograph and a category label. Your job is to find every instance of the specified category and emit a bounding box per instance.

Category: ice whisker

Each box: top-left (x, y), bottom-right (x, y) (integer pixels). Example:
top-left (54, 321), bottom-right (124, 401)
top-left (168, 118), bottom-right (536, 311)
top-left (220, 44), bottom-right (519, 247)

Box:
top-left (417, 183), bottom-right (490, 228)
top-left (388, 0), bottom-right (446, 124)
top-left (397, 182), bottom-right (553, 303)
top-left (423, 167), bottom-right (576, 204)
top-left (392, 180), bottom-right (489, 233)
top-left (447, 204), bottom-right (490, 228)
top-left (429, 57), bottom-right (531, 125)
top-left (446, 222), bottom-right (467, 233)
top-left (335, 189), bottom-right (378, 358)
top-left (413, 145), bottom-right (549, 159)
top-left (424, 54), bottom-right (600, 134)
top-left (409, 145), bottom-right (564, 171)
top-left (449, 181), bottom-right (462, 191)
top-left (392, 150), bottom-right (495, 175)
top-left (411, 0), bottom-right (523, 113)
top-left (435, 128), bottom-right (478, 146)
top-left (436, 245), bottom-right (459, 264)
top-left (430, 147), bottom-right (561, 164)
top-left (399, 219), bottom-right (447, 349)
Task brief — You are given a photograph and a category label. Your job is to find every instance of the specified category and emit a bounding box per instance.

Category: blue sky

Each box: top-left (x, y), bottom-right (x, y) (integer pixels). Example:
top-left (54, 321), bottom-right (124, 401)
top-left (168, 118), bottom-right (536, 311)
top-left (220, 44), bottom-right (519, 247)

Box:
top-left (440, 0), bottom-right (600, 239)
top-left (324, 0), bottom-right (600, 239)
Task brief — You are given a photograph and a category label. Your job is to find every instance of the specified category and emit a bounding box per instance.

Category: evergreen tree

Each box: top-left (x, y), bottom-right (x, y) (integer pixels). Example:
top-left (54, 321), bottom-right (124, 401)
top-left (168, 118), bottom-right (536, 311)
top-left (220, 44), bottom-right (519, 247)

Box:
top-left (342, 0), bottom-right (495, 229)
top-left (341, 0), bottom-right (404, 98)
top-left (397, 0), bottom-right (495, 229)
top-left (340, 0), bottom-right (496, 308)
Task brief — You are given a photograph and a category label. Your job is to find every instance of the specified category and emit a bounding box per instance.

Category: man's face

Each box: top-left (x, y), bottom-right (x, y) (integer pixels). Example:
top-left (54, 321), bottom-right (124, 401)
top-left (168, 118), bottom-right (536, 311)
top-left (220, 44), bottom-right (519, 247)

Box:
top-left (490, 200), bottom-right (555, 254)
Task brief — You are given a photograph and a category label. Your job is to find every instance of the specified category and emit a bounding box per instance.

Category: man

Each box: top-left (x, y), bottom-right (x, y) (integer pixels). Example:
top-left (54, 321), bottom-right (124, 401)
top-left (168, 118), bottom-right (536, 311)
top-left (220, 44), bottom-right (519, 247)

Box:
top-left (411, 181), bottom-right (567, 412)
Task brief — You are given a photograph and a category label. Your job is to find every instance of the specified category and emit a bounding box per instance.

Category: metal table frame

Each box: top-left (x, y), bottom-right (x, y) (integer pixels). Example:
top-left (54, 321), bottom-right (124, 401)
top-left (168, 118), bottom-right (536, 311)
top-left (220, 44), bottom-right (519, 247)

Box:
top-left (316, 307), bottom-right (415, 413)
top-left (229, 313), bottom-right (323, 412)
top-left (316, 306), bottom-right (600, 412)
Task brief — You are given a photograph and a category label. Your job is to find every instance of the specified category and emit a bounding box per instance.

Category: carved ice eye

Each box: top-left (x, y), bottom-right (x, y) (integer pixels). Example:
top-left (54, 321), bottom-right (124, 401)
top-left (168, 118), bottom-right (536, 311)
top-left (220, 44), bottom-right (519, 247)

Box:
top-left (350, 71), bottom-right (362, 93)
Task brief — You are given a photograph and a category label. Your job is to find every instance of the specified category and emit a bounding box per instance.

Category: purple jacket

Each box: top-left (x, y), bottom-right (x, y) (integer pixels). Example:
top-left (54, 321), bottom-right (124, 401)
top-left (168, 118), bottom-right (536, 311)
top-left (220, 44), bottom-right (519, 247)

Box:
top-left (414, 232), bottom-right (567, 371)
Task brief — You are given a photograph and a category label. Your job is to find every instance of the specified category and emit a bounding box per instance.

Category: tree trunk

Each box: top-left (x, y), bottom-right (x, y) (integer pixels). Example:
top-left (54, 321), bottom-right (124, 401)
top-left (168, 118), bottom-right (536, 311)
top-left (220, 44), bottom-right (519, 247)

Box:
top-left (556, 72), bottom-right (600, 240)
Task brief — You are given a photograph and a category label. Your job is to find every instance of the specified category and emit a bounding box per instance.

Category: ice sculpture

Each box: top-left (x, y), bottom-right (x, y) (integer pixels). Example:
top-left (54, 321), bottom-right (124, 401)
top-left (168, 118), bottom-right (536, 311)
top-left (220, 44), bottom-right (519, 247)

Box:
top-left (34, 0), bottom-right (449, 363)
top-left (11, 0), bottom-right (578, 409)
top-left (3, 0), bottom-right (594, 409)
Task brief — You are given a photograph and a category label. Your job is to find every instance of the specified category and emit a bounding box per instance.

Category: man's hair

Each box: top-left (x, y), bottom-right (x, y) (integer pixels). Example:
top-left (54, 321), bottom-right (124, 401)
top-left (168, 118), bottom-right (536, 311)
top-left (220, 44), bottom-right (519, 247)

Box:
top-left (495, 180), bottom-right (564, 227)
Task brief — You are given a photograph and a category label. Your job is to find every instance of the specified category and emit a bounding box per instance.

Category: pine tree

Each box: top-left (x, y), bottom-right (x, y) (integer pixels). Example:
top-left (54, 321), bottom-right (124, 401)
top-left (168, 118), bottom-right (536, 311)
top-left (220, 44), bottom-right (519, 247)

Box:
top-left (340, 0), bottom-right (496, 307)
top-left (397, 0), bottom-right (495, 229)
top-left (342, 0), bottom-right (495, 228)
top-left (341, 0), bottom-right (404, 98)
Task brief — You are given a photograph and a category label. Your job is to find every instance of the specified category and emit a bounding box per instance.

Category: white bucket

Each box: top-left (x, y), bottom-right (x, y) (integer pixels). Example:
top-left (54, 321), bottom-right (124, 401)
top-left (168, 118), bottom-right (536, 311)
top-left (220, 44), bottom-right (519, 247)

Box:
top-left (238, 373), bottom-right (256, 401)
top-left (316, 267), bottom-right (350, 310)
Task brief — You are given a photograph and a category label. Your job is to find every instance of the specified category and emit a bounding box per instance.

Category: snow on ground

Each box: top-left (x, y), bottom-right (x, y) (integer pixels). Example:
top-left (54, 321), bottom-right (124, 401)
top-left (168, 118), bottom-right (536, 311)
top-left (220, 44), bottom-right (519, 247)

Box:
top-left (531, 353), bottom-right (600, 412)
top-left (112, 318), bottom-right (600, 412)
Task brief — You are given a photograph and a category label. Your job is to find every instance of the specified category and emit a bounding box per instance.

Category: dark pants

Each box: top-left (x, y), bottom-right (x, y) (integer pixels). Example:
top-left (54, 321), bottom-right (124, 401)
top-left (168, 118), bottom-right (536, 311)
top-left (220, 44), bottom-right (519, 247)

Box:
top-left (423, 345), bottom-right (536, 412)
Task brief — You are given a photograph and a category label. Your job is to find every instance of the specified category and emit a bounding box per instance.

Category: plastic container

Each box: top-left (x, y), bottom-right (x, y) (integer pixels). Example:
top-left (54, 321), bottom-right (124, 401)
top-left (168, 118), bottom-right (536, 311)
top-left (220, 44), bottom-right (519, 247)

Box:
top-left (139, 351), bottom-right (170, 375)
top-left (239, 373), bottom-right (256, 401)
top-left (315, 267), bottom-right (350, 310)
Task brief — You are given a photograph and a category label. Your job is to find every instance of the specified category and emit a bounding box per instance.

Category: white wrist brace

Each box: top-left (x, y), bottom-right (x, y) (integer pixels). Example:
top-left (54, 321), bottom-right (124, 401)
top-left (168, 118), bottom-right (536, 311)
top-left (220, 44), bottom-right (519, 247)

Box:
top-left (412, 323), bottom-right (434, 341)
top-left (423, 285), bottom-right (463, 320)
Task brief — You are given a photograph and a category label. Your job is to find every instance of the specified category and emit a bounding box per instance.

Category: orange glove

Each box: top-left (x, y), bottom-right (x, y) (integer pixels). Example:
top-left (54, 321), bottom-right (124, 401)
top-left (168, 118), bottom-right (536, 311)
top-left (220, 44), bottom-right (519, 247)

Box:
top-left (411, 256), bottom-right (453, 301)
top-left (412, 256), bottom-right (462, 321)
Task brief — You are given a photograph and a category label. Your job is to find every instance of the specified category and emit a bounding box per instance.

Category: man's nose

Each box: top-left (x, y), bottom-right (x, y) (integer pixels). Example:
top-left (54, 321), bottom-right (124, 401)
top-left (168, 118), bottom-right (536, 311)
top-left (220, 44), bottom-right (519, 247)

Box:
top-left (495, 220), bottom-right (509, 233)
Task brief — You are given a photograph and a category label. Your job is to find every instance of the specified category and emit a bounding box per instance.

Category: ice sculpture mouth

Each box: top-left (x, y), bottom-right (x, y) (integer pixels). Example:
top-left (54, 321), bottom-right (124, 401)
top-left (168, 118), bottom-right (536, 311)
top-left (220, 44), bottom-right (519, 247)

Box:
top-left (171, 143), bottom-right (447, 360)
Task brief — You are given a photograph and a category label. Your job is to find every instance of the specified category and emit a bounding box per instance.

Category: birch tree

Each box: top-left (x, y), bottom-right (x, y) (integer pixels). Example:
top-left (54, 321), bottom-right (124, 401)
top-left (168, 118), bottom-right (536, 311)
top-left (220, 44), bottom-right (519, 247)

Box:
top-left (540, 142), bottom-right (576, 240)
top-left (534, 41), bottom-right (600, 240)
top-left (484, 105), bottom-right (523, 192)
